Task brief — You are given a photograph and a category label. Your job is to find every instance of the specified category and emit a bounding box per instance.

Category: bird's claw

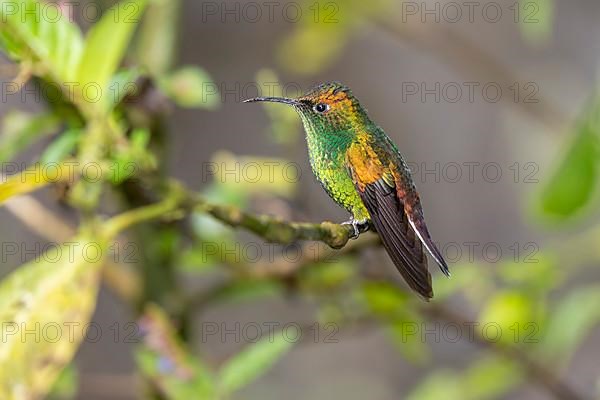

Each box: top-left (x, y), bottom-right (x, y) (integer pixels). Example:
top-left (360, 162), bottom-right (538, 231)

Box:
top-left (341, 218), bottom-right (369, 240)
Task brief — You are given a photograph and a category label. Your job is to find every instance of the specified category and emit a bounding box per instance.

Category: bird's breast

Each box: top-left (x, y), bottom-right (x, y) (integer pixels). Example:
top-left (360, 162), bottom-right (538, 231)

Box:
top-left (305, 139), bottom-right (365, 215)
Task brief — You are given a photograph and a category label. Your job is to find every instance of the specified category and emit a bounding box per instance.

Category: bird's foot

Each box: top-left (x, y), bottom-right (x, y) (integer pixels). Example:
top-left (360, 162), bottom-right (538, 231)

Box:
top-left (341, 218), bottom-right (370, 240)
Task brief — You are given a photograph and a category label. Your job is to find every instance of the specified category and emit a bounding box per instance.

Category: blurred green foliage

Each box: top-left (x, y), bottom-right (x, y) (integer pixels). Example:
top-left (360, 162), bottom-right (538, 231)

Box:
top-left (406, 356), bottom-right (521, 400)
top-left (159, 66), bottom-right (218, 109)
top-left (518, 0), bottom-right (555, 45)
top-left (0, 110), bottom-right (59, 162)
top-left (277, 0), bottom-right (391, 75)
top-left (536, 96), bottom-right (600, 221)
top-left (0, 0), bottom-right (596, 399)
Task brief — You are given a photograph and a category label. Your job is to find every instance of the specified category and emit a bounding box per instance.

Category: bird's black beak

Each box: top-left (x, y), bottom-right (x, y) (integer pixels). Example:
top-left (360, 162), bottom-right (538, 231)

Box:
top-left (243, 96), bottom-right (301, 106)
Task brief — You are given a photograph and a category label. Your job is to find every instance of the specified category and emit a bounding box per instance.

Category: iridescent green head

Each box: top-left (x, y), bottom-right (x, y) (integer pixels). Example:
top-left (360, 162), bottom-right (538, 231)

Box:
top-left (244, 82), bottom-right (370, 134)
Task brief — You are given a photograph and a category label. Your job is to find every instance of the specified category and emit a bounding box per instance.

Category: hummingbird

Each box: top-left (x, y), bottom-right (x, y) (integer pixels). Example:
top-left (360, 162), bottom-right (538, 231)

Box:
top-left (245, 82), bottom-right (449, 299)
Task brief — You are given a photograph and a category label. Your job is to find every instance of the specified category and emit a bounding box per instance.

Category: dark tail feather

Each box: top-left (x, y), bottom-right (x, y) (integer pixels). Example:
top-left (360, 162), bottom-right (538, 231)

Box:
top-left (408, 217), bottom-right (450, 277)
top-left (360, 180), bottom-right (433, 299)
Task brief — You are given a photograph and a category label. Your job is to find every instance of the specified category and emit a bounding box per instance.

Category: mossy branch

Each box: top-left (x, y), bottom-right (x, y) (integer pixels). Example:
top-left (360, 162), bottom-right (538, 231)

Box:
top-left (103, 180), bottom-right (355, 250)
top-left (200, 201), bottom-right (353, 249)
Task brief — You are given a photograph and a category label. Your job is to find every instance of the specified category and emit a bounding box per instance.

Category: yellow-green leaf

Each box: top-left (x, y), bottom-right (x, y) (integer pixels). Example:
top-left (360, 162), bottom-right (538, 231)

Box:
top-left (0, 111), bottom-right (60, 163)
top-left (159, 66), bottom-right (217, 109)
top-left (478, 291), bottom-right (536, 345)
top-left (276, 0), bottom-right (391, 75)
top-left (464, 357), bottom-right (521, 399)
top-left (48, 364), bottom-right (78, 399)
top-left (135, 0), bottom-right (180, 76)
top-left (0, 162), bottom-right (75, 204)
top-left (361, 281), bottom-right (410, 316)
top-left (0, 0), bottom-right (84, 83)
top-left (540, 286), bottom-right (600, 363)
top-left (0, 235), bottom-right (105, 399)
top-left (76, 0), bottom-right (148, 111)
top-left (39, 130), bottom-right (82, 165)
top-left (536, 96), bottom-right (600, 221)
top-left (217, 332), bottom-right (294, 395)
top-left (407, 356), bottom-right (521, 400)
top-left (518, 0), bottom-right (554, 46)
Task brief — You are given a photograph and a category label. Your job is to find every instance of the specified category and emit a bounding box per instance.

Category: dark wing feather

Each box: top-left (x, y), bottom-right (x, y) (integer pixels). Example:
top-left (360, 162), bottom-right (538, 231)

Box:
top-left (358, 178), bottom-right (433, 299)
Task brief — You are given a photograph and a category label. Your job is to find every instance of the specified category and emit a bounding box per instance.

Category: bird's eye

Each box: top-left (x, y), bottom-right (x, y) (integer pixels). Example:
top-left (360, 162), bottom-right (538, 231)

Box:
top-left (314, 103), bottom-right (329, 113)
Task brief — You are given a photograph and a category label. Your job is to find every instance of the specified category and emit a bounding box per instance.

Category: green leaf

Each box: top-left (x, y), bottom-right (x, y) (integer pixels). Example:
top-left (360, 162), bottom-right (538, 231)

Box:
top-left (0, 163), bottom-right (71, 204)
top-left (0, 110), bottom-right (60, 163)
top-left (217, 332), bottom-right (295, 395)
top-left (48, 364), bottom-right (78, 400)
top-left (276, 0), bottom-right (391, 75)
top-left (536, 96), bottom-right (600, 221)
top-left (478, 291), bottom-right (537, 345)
top-left (0, 235), bottom-right (105, 399)
top-left (518, 0), bottom-right (554, 45)
top-left (407, 356), bottom-right (521, 400)
top-left (361, 281), bottom-right (410, 316)
top-left (276, 11), bottom-right (349, 75)
top-left (39, 129), bottom-right (82, 164)
top-left (159, 66), bottom-right (218, 109)
top-left (76, 0), bottom-right (148, 111)
top-left (136, 305), bottom-right (216, 399)
top-left (540, 286), bottom-right (600, 363)
top-left (0, 28), bottom-right (23, 59)
top-left (135, 0), bottom-right (180, 76)
top-left (462, 356), bottom-right (521, 400)
top-left (0, 0), bottom-right (84, 82)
